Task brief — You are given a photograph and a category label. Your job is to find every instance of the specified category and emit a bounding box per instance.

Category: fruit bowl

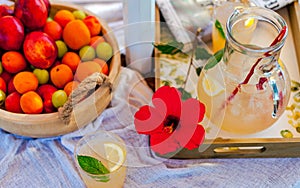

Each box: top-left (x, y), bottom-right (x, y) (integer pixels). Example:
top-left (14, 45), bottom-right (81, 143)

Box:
top-left (0, 2), bottom-right (121, 138)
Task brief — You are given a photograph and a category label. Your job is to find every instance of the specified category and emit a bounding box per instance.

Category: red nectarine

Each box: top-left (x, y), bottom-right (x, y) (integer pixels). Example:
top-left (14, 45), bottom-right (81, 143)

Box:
top-left (23, 31), bottom-right (57, 69)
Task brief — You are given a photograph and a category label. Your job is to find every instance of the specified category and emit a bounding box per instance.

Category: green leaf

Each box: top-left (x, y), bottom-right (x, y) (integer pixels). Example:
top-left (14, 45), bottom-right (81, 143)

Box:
top-left (215, 19), bottom-right (225, 39)
top-left (204, 49), bottom-right (224, 70)
top-left (153, 41), bottom-right (184, 55)
top-left (162, 80), bottom-right (171, 86)
top-left (77, 155), bottom-right (110, 175)
top-left (195, 47), bottom-right (212, 60)
top-left (178, 87), bottom-right (192, 101)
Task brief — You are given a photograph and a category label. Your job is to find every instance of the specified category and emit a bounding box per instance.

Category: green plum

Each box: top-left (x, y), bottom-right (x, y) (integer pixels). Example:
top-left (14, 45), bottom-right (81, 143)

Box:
top-left (56, 40), bottom-right (68, 58)
top-left (72, 10), bottom-right (86, 20)
top-left (33, 68), bottom-right (49, 84)
top-left (79, 45), bottom-right (96, 61)
top-left (96, 42), bottom-right (113, 61)
top-left (47, 17), bottom-right (53, 22)
top-left (52, 90), bottom-right (68, 108)
top-left (0, 89), bottom-right (6, 106)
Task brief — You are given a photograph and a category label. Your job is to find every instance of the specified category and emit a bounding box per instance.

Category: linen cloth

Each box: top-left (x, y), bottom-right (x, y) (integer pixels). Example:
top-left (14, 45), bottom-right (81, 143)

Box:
top-left (1, 1), bottom-right (300, 188)
top-left (1, 67), bottom-right (300, 188)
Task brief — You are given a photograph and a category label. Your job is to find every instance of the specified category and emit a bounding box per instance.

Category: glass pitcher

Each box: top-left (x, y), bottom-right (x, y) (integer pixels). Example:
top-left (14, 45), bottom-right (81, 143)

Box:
top-left (197, 7), bottom-right (291, 134)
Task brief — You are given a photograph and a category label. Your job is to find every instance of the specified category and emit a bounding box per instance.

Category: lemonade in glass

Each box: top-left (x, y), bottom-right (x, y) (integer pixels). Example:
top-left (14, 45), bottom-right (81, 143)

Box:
top-left (74, 130), bottom-right (127, 188)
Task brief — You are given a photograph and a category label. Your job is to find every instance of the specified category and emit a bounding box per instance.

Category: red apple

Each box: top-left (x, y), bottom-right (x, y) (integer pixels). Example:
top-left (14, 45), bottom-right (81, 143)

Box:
top-left (43, 98), bottom-right (56, 113)
top-left (42, 0), bottom-right (51, 14)
top-left (0, 5), bottom-right (14, 18)
top-left (5, 92), bottom-right (22, 113)
top-left (7, 77), bottom-right (17, 94)
top-left (23, 31), bottom-right (58, 69)
top-left (0, 71), bottom-right (12, 83)
top-left (37, 84), bottom-right (57, 113)
top-left (0, 77), bottom-right (7, 94)
top-left (14, 0), bottom-right (48, 30)
top-left (0, 16), bottom-right (24, 51)
top-left (37, 84), bottom-right (57, 100)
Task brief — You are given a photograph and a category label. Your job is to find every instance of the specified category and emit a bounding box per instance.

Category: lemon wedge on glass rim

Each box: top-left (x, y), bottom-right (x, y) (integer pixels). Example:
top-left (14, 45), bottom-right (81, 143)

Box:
top-left (104, 142), bottom-right (126, 172)
top-left (202, 75), bottom-right (224, 97)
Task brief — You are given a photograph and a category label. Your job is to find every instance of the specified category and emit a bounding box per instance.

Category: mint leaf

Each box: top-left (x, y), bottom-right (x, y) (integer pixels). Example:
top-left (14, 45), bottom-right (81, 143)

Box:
top-left (204, 49), bottom-right (224, 70)
top-left (195, 47), bottom-right (212, 60)
top-left (77, 155), bottom-right (110, 175)
top-left (215, 20), bottom-right (225, 39)
top-left (153, 41), bottom-right (184, 55)
top-left (178, 87), bottom-right (192, 101)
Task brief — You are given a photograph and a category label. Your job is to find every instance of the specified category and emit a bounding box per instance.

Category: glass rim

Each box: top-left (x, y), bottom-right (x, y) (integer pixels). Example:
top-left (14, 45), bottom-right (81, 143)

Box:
top-left (74, 130), bottom-right (127, 177)
top-left (226, 6), bottom-right (288, 54)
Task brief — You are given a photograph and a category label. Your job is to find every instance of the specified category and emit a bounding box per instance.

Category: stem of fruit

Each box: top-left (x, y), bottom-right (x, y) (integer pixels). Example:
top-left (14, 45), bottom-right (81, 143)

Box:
top-left (182, 28), bottom-right (202, 90)
top-left (223, 26), bottom-right (287, 107)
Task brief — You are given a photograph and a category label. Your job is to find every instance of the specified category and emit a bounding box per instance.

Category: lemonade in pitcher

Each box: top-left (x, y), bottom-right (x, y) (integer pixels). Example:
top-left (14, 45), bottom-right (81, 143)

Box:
top-left (198, 7), bottom-right (291, 134)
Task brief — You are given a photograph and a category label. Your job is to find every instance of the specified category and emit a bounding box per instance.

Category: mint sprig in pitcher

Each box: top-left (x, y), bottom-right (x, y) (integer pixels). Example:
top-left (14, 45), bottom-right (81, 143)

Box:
top-left (198, 7), bottom-right (291, 134)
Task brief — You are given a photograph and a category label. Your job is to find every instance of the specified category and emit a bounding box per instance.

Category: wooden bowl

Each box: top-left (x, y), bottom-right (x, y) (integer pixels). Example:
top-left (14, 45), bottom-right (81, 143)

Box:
top-left (0, 3), bottom-right (121, 138)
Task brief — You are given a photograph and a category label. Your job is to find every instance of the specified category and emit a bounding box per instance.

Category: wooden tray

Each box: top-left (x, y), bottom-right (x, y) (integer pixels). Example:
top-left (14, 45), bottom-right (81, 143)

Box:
top-left (154, 2), bottom-right (300, 158)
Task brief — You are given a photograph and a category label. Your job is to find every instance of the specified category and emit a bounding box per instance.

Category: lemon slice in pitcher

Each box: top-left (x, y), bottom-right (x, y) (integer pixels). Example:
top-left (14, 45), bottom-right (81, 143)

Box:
top-left (202, 75), bottom-right (224, 97)
top-left (104, 142), bottom-right (126, 172)
top-left (244, 18), bottom-right (255, 28)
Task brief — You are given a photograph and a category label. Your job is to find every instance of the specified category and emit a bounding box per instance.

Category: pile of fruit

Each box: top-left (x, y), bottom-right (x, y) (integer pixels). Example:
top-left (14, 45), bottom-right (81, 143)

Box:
top-left (0, 0), bottom-right (113, 114)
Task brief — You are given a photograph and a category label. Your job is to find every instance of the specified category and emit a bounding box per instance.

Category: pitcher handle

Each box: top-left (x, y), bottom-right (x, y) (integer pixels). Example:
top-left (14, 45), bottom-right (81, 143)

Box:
top-left (268, 77), bottom-right (280, 118)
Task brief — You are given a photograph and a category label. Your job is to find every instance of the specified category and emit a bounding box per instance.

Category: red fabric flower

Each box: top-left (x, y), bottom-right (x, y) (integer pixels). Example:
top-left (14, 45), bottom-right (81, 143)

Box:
top-left (134, 86), bottom-right (206, 155)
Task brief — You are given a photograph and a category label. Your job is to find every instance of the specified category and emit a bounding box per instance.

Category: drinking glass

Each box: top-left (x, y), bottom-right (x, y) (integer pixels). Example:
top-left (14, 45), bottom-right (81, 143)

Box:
top-left (74, 130), bottom-right (127, 188)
